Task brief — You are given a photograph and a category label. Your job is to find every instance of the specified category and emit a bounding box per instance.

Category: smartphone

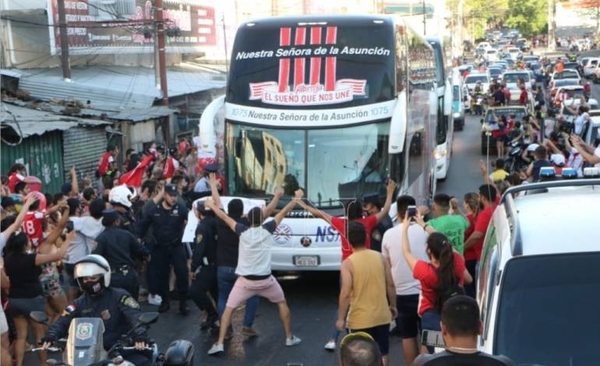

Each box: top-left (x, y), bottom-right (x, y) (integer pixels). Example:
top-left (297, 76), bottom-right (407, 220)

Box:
top-left (66, 220), bottom-right (74, 233)
top-left (407, 205), bottom-right (417, 218)
top-left (421, 330), bottom-right (445, 349)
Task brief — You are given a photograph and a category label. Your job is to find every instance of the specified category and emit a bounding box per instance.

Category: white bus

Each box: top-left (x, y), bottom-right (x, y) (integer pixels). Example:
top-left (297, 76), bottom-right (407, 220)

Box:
top-left (426, 36), bottom-right (454, 181)
top-left (198, 15), bottom-right (437, 271)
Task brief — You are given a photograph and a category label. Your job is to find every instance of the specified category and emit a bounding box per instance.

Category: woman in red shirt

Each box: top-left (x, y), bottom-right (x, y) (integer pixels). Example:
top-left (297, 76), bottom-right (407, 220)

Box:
top-left (401, 215), bottom-right (472, 354)
top-left (463, 192), bottom-right (481, 298)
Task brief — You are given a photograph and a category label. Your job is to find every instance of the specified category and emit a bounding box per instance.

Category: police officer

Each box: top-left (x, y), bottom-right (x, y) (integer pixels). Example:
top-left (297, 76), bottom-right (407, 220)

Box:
top-left (108, 185), bottom-right (138, 235)
top-left (137, 184), bottom-right (190, 314)
top-left (41, 255), bottom-right (152, 366)
top-left (93, 209), bottom-right (150, 300)
top-left (188, 201), bottom-right (219, 328)
top-left (362, 193), bottom-right (393, 253)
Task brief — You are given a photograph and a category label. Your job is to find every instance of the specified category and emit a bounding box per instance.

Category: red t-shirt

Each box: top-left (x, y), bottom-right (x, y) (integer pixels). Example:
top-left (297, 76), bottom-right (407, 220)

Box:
top-left (465, 205), bottom-right (496, 261)
top-left (97, 152), bottom-right (114, 176)
top-left (519, 90), bottom-right (528, 105)
top-left (8, 172), bottom-right (24, 193)
top-left (22, 211), bottom-right (44, 248)
top-left (163, 157), bottom-right (180, 179)
top-left (464, 213), bottom-right (476, 243)
top-left (332, 215), bottom-right (377, 261)
top-left (413, 252), bottom-right (466, 315)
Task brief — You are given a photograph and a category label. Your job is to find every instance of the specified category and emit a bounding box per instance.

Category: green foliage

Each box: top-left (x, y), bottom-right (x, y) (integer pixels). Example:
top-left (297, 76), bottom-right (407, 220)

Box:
top-left (460, 0), bottom-right (548, 37)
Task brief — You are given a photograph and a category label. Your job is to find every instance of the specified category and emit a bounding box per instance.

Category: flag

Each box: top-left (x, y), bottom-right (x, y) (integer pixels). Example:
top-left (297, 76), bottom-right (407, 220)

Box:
top-left (119, 152), bottom-right (156, 187)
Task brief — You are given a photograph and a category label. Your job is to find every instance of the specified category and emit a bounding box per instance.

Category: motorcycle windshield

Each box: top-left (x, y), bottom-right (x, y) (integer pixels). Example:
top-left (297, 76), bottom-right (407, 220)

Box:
top-left (66, 318), bottom-right (106, 366)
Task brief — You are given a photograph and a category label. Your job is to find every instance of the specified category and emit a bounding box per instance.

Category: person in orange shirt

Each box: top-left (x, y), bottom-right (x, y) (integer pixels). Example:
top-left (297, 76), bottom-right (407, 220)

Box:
top-left (555, 58), bottom-right (565, 73)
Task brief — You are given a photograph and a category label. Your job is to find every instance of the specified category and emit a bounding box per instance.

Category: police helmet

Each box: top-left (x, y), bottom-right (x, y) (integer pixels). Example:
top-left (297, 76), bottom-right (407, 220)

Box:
top-left (109, 185), bottom-right (136, 208)
top-left (74, 254), bottom-right (111, 287)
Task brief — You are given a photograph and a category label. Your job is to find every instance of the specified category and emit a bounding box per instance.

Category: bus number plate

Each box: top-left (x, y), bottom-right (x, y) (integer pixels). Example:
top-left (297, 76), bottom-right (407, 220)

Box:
top-left (293, 255), bottom-right (319, 267)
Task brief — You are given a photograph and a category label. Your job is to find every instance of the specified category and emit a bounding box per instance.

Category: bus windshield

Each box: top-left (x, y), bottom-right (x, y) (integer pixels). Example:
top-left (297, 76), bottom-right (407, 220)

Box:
top-left (225, 121), bottom-right (390, 207)
top-left (428, 41), bottom-right (445, 86)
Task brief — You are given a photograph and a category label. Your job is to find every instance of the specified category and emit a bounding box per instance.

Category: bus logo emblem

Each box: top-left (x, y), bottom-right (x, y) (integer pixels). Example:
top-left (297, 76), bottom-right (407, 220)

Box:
top-left (274, 224), bottom-right (293, 244)
top-left (248, 26), bottom-right (367, 106)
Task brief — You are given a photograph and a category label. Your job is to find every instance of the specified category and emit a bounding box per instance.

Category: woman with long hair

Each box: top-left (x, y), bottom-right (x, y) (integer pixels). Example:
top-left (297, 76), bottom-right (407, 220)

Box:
top-left (3, 217), bottom-right (73, 366)
top-left (401, 214), bottom-right (472, 354)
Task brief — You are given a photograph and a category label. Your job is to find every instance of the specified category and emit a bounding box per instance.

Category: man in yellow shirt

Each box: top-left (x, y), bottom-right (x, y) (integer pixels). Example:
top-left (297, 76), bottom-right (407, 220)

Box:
top-left (337, 221), bottom-right (397, 366)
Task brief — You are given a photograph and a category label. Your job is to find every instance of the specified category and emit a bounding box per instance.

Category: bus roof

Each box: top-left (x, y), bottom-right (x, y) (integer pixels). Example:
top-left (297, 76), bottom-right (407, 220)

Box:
top-left (240, 15), bottom-right (396, 28)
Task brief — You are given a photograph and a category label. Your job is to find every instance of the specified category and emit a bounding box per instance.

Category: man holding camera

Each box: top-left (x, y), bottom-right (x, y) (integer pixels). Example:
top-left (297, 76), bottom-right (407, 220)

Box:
top-left (413, 295), bottom-right (514, 366)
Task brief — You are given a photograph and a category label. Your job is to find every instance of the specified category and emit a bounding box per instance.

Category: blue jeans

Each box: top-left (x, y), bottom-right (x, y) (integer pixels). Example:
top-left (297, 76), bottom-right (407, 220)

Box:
top-left (217, 266), bottom-right (259, 328)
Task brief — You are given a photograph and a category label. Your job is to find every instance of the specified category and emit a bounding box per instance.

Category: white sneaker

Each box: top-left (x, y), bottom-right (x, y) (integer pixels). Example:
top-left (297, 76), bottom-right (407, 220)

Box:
top-left (324, 340), bottom-right (336, 351)
top-left (207, 343), bottom-right (224, 355)
top-left (286, 335), bottom-right (301, 347)
top-left (148, 294), bottom-right (162, 306)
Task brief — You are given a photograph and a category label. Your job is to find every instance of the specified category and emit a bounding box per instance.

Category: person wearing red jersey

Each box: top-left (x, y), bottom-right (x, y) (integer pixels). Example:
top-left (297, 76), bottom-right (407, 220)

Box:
top-left (464, 185), bottom-right (497, 298)
top-left (7, 164), bottom-right (27, 194)
top-left (163, 148), bottom-right (182, 183)
top-left (21, 192), bottom-right (47, 248)
top-left (296, 180), bottom-right (396, 351)
top-left (96, 146), bottom-right (119, 191)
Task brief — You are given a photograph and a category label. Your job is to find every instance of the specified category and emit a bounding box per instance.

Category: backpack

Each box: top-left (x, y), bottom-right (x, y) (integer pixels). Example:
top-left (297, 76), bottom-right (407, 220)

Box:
top-left (434, 276), bottom-right (465, 313)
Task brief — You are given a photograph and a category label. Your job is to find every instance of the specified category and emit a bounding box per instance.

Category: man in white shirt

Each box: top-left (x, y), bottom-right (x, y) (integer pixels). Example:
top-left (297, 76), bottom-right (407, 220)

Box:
top-left (381, 195), bottom-right (429, 366)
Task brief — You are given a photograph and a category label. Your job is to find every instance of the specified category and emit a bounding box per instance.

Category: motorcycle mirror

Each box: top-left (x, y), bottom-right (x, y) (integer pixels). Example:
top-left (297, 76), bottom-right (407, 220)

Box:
top-left (138, 312), bottom-right (159, 325)
top-left (30, 311), bottom-right (49, 325)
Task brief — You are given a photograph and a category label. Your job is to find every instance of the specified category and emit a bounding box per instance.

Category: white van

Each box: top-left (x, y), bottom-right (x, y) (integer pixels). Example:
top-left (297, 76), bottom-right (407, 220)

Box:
top-left (485, 49), bottom-right (499, 62)
top-left (477, 178), bottom-right (600, 363)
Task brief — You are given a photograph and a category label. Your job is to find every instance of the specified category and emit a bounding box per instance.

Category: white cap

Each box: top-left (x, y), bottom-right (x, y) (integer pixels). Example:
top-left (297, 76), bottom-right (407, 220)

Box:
top-left (527, 143), bottom-right (540, 152)
top-left (550, 154), bottom-right (566, 166)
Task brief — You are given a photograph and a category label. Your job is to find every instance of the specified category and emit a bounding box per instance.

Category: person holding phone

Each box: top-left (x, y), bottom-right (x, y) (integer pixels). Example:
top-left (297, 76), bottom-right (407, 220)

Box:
top-left (570, 133), bottom-right (600, 168)
top-left (401, 212), bottom-right (472, 354)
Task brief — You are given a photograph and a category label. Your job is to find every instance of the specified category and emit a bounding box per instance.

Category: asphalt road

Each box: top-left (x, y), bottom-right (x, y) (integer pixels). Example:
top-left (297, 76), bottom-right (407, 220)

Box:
top-left (23, 81), bottom-right (600, 366)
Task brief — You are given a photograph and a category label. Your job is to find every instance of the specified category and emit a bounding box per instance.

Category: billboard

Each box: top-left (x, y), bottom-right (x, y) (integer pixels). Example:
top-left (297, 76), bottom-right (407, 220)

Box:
top-left (47, 0), bottom-right (217, 55)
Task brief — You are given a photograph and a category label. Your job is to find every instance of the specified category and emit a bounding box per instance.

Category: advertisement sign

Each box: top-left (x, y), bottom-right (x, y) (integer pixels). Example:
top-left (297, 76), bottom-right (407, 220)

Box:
top-left (47, 0), bottom-right (216, 55)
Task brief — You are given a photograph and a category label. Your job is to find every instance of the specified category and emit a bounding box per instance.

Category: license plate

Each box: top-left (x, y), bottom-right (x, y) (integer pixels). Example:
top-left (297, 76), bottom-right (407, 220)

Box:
top-left (293, 255), bottom-right (319, 267)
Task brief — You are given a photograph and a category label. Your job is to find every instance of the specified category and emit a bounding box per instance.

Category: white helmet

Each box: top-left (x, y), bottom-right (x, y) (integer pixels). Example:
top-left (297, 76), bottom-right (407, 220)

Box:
top-left (74, 254), bottom-right (111, 288)
top-left (109, 185), bottom-right (136, 208)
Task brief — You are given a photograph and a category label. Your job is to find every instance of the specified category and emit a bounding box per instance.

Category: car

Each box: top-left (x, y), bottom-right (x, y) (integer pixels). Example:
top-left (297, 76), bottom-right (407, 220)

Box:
top-left (582, 58), bottom-right (599, 78)
top-left (477, 178), bottom-right (600, 364)
top-left (564, 61), bottom-right (582, 76)
top-left (559, 98), bottom-right (599, 123)
top-left (506, 47), bottom-right (522, 60)
top-left (548, 78), bottom-right (581, 98)
top-left (487, 67), bottom-right (503, 82)
top-left (516, 37), bottom-right (530, 51)
top-left (522, 55), bottom-right (539, 63)
top-left (464, 73), bottom-right (491, 93)
top-left (550, 70), bottom-right (581, 84)
top-left (486, 49), bottom-right (499, 62)
top-left (553, 85), bottom-right (585, 104)
top-left (502, 71), bottom-right (532, 90)
top-left (480, 105), bottom-right (529, 155)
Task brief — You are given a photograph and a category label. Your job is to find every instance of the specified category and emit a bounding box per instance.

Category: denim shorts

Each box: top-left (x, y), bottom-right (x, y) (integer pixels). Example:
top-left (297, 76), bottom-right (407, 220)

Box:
top-left (420, 309), bottom-right (442, 332)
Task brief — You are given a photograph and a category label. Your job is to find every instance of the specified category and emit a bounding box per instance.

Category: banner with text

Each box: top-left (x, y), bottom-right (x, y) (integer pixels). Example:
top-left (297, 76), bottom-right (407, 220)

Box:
top-left (47, 0), bottom-right (216, 55)
top-left (225, 100), bottom-right (397, 127)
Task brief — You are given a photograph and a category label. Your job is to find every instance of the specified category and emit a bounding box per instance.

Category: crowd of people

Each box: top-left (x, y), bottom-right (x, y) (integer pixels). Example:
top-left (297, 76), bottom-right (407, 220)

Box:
top-left (0, 125), bottom-right (581, 366)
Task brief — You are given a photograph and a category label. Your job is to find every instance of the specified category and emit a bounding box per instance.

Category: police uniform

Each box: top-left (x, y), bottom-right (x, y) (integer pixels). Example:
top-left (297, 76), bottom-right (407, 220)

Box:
top-left (46, 287), bottom-right (151, 366)
top-left (137, 185), bottom-right (189, 313)
top-left (188, 203), bottom-right (219, 322)
top-left (93, 209), bottom-right (149, 300)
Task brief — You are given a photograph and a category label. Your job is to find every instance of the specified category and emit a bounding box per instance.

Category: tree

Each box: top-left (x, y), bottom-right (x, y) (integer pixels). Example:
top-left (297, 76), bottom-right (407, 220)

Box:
top-left (504, 0), bottom-right (548, 37)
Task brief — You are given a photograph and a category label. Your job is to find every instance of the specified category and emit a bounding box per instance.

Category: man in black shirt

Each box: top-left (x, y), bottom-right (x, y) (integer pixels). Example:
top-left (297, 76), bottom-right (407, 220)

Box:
top-left (492, 85), bottom-right (506, 106)
top-left (413, 295), bottom-right (514, 366)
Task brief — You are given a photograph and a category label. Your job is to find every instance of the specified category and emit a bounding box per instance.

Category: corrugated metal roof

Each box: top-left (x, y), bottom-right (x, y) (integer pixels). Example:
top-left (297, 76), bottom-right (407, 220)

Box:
top-left (1, 103), bottom-right (110, 138)
top-left (1, 65), bottom-right (226, 112)
top-left (79, 106), bottom-right (178, 122)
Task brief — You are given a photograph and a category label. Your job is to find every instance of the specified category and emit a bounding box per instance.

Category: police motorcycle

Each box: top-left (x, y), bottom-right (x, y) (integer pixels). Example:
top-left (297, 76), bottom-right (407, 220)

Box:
top-left (30, 311), bottom-right (194, 366)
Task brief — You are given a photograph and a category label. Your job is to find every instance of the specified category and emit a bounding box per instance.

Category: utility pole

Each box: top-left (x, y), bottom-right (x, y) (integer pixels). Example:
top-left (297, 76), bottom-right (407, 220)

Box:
top-left (155, 0), bottom-right (169, 106)
top-left (547, 0), bottom-right (556, 52)
top-left (422, 0), bottom-right (426, 35)
top-left (56, 0), bottom-right (71, 81)
top-left (222, 14), bottom-right (229, 73)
